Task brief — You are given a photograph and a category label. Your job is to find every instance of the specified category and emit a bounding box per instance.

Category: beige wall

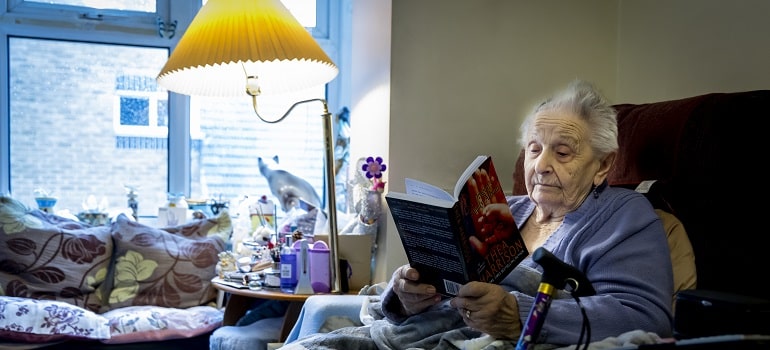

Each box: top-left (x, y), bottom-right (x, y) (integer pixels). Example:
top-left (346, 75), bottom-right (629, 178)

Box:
top-left (364, 0), bottom-right (770, 283)
top-left (616, 0), bottom-right (770, 102)
top-left (376, 0), bottom-right (618, 282)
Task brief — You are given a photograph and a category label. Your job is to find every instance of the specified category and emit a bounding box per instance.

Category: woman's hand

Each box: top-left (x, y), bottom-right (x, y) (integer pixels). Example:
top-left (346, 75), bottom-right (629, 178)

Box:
top-left (390, 264), bottom-right (442, 316)
top-left (450, 282), bottom-right (522, 339)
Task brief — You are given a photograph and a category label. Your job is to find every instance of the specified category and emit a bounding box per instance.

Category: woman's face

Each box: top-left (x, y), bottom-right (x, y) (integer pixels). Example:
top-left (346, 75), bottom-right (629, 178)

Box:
top-left (522, 109), bottom-right (603, 214)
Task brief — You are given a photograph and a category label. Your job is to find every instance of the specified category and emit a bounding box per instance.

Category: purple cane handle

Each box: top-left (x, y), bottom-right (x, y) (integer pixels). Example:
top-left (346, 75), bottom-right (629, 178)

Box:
top-left (515, 283), bottom-right (555, 350)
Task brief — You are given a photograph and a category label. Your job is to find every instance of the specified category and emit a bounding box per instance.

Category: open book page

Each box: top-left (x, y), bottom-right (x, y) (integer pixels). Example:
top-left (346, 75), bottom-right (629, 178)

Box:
top-left (405, 178), bottom-right (454, 201)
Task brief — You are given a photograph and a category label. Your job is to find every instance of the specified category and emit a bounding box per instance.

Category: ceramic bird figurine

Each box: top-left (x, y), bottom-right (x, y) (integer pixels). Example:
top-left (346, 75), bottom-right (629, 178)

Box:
top-left (258, 156), bottom-right (322, 212)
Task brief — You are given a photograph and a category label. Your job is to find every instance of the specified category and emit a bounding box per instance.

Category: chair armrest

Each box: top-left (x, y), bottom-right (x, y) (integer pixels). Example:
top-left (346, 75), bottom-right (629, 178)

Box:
top-left (284, 295), bottom-right (368, 344)
top-left (674, 289), bottom-right (770, 339)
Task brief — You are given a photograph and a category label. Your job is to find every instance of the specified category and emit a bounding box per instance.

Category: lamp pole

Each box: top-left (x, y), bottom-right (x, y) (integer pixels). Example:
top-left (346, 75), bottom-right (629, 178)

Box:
top-left (155, 0), bottom-right (342, 293)
top-left (248, 95), bottom-right (342, 293)
top-left (321, 104), bottom-right (342, 293)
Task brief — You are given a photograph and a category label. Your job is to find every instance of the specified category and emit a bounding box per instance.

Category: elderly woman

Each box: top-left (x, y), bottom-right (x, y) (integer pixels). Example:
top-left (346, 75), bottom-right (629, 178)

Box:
top-left (282, 80), bottom-right (674, 349)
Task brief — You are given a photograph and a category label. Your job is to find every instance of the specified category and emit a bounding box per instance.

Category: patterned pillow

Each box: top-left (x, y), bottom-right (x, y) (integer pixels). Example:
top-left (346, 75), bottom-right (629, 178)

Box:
top-left (0, 197), bottom-right (112, 313)
top-left (0, 296), bottom-right (110, 343)
top-left (160, 209), bottom-right (232, 244)
top-left (103, 214), bottom-right (225, 311)
top-left (100, 305), bottom-right (222, 344)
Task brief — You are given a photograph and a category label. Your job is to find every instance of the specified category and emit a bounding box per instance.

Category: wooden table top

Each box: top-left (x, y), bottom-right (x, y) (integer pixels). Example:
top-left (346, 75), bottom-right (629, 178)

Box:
top-left (212, 277), bottom-right (344, 301)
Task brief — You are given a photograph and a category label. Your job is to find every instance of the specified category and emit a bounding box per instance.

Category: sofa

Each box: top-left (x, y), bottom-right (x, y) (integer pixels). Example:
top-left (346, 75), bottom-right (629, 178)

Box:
top-left (282, 90), bottom-right (770, 347)
top-left (0, 196), bottom-right (233, 349)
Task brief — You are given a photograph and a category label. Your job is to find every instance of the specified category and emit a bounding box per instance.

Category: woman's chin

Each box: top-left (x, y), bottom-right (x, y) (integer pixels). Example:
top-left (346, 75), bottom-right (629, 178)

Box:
top-left (532, 188), bottom-right (561, 201)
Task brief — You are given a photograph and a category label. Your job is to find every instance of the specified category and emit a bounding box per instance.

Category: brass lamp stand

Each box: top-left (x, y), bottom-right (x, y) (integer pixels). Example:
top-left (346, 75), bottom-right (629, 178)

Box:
top-left (246, 93), bottom-right (342, 293)
top-left (156, 0), bottom-right (343, 292)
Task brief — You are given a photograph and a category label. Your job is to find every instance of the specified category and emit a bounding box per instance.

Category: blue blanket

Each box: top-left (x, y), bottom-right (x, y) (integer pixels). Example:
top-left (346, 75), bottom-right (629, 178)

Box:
top-left (279, 266), bottom-right (664, 350)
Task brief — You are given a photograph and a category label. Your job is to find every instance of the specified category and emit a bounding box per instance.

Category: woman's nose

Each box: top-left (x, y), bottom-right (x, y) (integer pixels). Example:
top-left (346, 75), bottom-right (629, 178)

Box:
top-left (533, 152), bottom-right (553, 174)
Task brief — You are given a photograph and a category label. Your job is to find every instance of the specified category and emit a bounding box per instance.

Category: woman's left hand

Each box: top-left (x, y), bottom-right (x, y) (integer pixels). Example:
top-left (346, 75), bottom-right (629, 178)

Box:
top-left (450, 282), bottom-right (522, 340)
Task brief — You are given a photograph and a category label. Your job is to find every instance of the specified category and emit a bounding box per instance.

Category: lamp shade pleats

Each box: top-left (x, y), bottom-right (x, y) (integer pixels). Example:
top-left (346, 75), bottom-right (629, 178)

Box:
top-left (157, 0), bottom-right (338, 97)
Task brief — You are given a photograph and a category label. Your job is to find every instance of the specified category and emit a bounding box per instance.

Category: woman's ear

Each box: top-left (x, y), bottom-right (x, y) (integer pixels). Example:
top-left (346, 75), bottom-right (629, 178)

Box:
top-left (594, 151), bottom-right (617, 186)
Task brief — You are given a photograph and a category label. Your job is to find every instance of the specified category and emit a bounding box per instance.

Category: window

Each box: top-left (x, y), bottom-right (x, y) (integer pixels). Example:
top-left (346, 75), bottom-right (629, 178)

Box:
top-left (1, 0), bottom-right (347, 222)
top-left (23, 0), bottom-right (156, 12)
top-left (115, 72), bottom-right (169, 138)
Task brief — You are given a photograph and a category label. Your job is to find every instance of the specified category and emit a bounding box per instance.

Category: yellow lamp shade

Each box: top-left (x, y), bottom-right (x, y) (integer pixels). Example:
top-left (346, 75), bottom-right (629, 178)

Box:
top-left (157, 0), bottom-right (338, 97)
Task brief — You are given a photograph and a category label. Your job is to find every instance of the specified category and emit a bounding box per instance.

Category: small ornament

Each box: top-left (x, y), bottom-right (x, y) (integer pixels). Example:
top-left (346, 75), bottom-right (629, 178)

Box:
top-left (361, 156), bottom-right (387, 192)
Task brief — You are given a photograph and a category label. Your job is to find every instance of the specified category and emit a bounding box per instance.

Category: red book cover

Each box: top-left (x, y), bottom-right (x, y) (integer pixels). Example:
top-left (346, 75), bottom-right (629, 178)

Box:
top-left (385, 155), bottom-right (528, 296)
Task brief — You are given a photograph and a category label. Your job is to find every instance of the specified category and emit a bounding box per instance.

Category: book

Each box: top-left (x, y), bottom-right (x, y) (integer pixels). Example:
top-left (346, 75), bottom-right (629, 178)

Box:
top-left (385, 155), bottom-right (529, 296)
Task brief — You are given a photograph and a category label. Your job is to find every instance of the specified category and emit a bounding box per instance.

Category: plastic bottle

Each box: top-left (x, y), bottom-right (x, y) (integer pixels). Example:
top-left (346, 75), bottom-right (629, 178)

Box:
top-left (279, 236), bottom-right (298, 293)
top-left (159, 193), bottom-right (188, 227)
top-left (167, 192), bottom-right (188, 208)
top-left (309, 240), bottom-right (331, 293)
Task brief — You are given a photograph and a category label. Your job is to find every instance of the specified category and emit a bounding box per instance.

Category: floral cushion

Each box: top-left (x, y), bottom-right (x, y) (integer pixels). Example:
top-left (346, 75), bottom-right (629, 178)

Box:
top-left (102, 214), bottom-right (225, 311)
top-left (0, 197), bottom-right (112, 312)
top-left (0, 197), bottom-right (231, 345)
top-left (100, 305), bottom-right (222, 344)
top-left (0, 296), bottom-right (110, 343)
top-left (160, 209), bottom-right (232, 244)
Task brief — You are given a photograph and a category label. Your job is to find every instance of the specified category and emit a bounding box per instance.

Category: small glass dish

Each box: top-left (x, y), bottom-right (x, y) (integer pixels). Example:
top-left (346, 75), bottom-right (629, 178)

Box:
top-left (248, 279), bottom-right (263, 290)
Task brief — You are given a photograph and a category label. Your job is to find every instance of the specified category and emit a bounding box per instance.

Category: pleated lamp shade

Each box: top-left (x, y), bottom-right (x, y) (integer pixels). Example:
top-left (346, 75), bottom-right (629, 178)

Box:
top-left (157, 0), bottom-right (338, 97)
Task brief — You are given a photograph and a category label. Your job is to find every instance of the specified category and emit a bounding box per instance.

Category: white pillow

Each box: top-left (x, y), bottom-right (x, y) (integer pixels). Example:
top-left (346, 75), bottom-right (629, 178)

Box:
top-left (100, 305), bottom-right (222, 344)
top-left (0, 296), bottom-right (110, 343)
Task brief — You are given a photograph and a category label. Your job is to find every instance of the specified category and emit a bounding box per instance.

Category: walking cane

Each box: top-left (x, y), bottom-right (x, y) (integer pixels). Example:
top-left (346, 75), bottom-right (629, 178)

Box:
top-left (515, 247), bottom-right (596, 350)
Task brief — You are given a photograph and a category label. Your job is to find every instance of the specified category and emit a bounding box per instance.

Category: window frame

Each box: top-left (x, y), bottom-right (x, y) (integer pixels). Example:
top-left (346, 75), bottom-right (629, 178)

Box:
top-left (0, 0), bottom-right (343, 203)
top-left (4, 0), bottom-right (171, 33)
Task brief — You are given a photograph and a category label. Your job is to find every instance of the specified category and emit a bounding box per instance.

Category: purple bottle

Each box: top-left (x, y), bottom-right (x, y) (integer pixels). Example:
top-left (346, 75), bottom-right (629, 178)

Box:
top-left (279, 236), bottom-right (297, 293)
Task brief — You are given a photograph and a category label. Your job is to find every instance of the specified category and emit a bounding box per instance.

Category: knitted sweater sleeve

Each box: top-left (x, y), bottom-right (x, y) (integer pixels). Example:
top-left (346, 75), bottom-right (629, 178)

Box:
top-left (511, 188), bottom-right (674, 346)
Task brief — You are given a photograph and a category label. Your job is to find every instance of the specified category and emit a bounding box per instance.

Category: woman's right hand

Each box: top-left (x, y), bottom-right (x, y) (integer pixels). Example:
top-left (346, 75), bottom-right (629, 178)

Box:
top-left (390, 264), bottom-right (442, 316)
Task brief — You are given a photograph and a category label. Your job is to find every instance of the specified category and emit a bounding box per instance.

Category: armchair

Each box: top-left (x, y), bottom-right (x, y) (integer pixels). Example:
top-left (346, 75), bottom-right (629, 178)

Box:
top-left (282, 90), bottom-right (770, 348)
top-left (513, 89), bottom-right (770, 338)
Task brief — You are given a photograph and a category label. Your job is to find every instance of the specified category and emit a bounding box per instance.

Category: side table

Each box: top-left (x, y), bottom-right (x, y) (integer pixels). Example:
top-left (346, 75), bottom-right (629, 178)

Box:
top-left (212, 278), bottom-right (335, 342)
